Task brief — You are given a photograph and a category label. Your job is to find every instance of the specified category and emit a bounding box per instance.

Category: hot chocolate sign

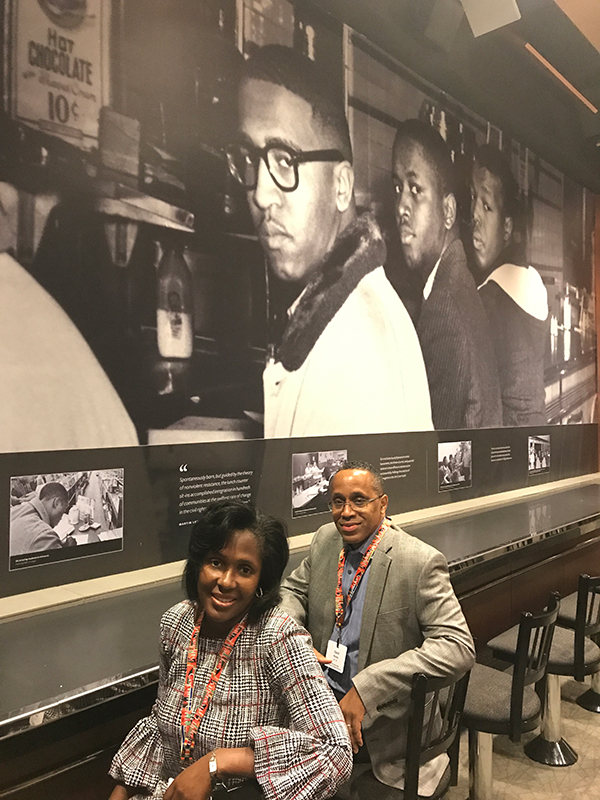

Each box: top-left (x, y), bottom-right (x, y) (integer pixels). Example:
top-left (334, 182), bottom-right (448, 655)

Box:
top-left (11, 0), bottom-right (109, 148)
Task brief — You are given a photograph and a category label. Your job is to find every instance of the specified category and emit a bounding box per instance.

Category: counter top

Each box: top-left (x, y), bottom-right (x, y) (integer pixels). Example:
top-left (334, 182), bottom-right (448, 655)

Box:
top-left (403, 481), bottom-right (600, 571)
top-left (2, 478), bottom-right (600, 740)
top-left (0, 581), bottom-right (184, 738)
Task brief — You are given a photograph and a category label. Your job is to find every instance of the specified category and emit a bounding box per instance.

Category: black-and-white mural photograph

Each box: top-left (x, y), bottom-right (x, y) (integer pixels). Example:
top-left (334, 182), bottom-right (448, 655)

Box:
top-left (291, 448), bottom-right (346, 519)
top-left (9, 468), bottom-right (124, 569)
top-left (438, 440), bottom-right (472, 492)
top-left (528, 434), bottom-right (551, 475)
top-left (0, 0), bottom-right (595, 455)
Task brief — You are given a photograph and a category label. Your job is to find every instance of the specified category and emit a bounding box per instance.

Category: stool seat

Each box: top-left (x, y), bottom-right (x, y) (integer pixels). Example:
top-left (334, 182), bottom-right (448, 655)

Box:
top-left (547, 628), bottom-right (600, 675)
top-left (462, 664), bottom-right (541, 735)
top-left (489, 626), bottom-right (600, 677)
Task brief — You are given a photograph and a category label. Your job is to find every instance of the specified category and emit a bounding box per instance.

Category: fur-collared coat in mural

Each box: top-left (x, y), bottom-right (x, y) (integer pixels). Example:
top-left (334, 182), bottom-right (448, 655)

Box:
top-left (263, 213), bottom-right (433, 438)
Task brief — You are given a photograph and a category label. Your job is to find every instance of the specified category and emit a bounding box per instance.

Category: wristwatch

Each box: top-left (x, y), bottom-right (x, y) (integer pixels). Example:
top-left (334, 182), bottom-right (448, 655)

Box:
top-left (208, 750), bottom-right (219, 787)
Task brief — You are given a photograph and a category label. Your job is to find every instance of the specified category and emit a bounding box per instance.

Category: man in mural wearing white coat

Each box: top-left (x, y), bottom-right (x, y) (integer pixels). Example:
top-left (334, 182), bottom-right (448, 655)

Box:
top-left (227, 45), bottom-right (432, 438)
top-left (471, 145), bottom-right (549, 426)
top-left (0, 182), bottom-right (138, 453)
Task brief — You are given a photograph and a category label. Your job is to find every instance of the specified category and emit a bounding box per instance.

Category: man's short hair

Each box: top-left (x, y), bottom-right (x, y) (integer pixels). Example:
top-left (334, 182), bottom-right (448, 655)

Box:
top-left (333, 460), bottom-right (384, 496)
top-left (393, 118), bottom-right (455, 197)
top-left (473, 144), bottom-right (520, 221)
top-left (39, 482), bottom-right (68, 505)
top-left (242, 44), bottom-right (353, 164)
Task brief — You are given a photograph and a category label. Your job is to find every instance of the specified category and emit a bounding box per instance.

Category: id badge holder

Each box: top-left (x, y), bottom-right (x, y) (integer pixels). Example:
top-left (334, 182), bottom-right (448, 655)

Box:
top-left (326, 639), bottom-right (347, 673)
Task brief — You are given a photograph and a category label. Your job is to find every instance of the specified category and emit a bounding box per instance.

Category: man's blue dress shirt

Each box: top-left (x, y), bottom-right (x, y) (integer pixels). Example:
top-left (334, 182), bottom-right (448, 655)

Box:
top-left (325, 528), bottom-right (378, 698)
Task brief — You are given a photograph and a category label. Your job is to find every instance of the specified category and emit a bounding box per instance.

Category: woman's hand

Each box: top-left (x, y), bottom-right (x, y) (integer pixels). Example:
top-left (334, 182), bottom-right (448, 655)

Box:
top-left (163, 748), bottom-right (255, 800)
top-left (108, 785), bottom-right (134, 800)
top-left (163, 754), bottom-right (212, 800)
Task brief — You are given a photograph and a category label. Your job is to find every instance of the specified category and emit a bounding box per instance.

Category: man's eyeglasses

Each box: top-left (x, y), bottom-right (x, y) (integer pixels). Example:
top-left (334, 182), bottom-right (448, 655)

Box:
top-left (226, 142), bottom-right (345, 193)
top-left (328, 495), bottom-right (384, 512)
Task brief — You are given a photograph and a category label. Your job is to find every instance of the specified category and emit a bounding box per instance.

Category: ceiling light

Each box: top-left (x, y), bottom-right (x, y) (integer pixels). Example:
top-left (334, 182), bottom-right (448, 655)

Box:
top-left (525, 42), bottom-right (598, 113)
top-left (460, 0), bottom-right (521, 37)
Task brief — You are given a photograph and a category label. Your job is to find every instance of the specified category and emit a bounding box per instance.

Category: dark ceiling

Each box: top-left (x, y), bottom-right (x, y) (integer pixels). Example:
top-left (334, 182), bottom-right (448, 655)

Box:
top-left (320, 0), bottom-right (600, 193)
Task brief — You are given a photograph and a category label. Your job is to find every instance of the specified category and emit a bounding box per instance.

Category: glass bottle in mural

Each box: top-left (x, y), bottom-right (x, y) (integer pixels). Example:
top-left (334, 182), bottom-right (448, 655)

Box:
top-left (156, 245), bottom-right (194, 359)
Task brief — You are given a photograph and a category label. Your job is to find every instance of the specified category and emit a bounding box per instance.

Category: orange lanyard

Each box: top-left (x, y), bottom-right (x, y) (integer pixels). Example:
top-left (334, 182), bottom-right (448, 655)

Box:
top-left (180, 611), bottom-right (247, 764)
top-left (333, 518), bottom-right (391, 640)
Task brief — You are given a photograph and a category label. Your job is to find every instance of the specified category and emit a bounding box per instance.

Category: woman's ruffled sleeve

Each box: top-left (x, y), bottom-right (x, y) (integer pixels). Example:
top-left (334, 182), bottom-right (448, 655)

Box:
top-left (251, 619), bottom-right (352, 800)
top-left (109, 616), bottom-right (170, 796)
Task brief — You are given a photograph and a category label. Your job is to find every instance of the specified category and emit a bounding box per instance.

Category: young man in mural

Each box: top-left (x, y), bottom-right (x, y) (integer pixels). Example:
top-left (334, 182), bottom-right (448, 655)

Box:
top-left (279, 460), bottom-right (474, 794)
top-left (228, 45), bottom-right (432, 438)
top-left (471, 144), bottom-right (549, 426)
top-left (392, 119), bottom-right (502, 430)
top-left (9, 482), bottom-right (75, 555)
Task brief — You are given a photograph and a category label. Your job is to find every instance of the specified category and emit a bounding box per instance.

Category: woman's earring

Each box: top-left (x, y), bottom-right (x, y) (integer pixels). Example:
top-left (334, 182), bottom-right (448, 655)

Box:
top-left (255, 586), bottom-right (264, 598)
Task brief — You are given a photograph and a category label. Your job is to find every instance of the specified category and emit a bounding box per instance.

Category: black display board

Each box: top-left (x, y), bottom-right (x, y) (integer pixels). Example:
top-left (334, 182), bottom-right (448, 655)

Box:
top-left (2, 423), bottom-right (596, 597)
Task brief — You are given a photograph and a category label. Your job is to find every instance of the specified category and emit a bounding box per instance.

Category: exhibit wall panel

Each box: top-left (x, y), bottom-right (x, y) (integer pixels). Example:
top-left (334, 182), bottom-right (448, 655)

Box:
top-left (0, 0), bottom-right (597, 597)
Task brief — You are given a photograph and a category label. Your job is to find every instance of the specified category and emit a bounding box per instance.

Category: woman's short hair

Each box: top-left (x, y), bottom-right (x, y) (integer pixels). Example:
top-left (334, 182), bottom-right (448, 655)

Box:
top-left (183, 499), bottom-right (289, 623)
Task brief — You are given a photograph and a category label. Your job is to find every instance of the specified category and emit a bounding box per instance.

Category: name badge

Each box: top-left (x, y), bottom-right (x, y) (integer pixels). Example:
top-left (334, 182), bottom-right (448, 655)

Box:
top-left (326, 639), bottom-right (347, 673)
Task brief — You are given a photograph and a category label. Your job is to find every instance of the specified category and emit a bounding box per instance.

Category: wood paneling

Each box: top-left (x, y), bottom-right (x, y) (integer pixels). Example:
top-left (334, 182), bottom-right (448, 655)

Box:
top-left (459, 530), bottom-right (600, 649)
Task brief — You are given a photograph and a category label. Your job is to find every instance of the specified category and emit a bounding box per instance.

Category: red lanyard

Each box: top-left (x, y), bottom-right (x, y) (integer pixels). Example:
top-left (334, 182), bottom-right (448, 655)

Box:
top-left (334, 518), bottom-right (391, 640)
top-left (180, 611), bottom-right (247, 765)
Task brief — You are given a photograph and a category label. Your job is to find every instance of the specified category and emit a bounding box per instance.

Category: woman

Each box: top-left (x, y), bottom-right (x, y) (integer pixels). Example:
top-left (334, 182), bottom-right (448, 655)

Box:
top-left (109, 500), bottom-right (352, 800)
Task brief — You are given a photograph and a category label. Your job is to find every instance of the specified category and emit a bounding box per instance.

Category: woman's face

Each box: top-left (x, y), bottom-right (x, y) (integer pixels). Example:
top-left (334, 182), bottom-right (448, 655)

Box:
top-left (197, 529), bottom-right (262, 636)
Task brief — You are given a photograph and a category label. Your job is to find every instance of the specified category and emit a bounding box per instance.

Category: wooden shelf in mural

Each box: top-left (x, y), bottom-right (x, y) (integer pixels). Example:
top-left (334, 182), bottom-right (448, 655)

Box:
top-left (93, 179), bottom-right (195, 232)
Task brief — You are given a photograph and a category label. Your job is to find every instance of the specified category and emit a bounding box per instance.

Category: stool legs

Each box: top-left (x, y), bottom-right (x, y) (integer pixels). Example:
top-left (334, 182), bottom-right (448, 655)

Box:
top-left (468, 729), bottom-right (493, 800)
top-left (575, 669), bottom-right (600, 713)
top-left (524, 674), bottom-right (578, 766)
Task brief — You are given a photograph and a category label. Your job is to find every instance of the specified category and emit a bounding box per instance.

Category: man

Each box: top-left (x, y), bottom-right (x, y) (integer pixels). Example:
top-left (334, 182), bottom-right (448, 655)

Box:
top-left (471, 144), bottom-right (548, 426)
top-left (279, 461), bottom-right (475, 793)
top-left (10, 481), bottom-right (74, 555)
top-left (228, 46), bottom-right (432, 438)
top-left (392, 119), bottom-right (501, 430)
top-left (0, 182), bottom-right (138, 452)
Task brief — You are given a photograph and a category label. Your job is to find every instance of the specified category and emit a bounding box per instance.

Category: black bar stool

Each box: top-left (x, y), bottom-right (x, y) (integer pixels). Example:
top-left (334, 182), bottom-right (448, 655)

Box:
top-left (342, 670), bottom-right (470, 800)
top-left (460, 593), bottom-right (559, 800)
top-left (488, 580), bottom-right (600, 766)
top-left (556, 574), bottom-right (600, 713)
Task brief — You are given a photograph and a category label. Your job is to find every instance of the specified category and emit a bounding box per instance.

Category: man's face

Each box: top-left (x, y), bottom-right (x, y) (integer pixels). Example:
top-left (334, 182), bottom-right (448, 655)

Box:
top-left (330, 469), bottom-right (388, 548)
top-left (47, 497), bottom-right (67, 528)
top-left (392, 138), bottom-right (449, 278)
top-left (471, 164), bottom-right (510, 272)
top-left (239, 79), bottom-right (342, 285)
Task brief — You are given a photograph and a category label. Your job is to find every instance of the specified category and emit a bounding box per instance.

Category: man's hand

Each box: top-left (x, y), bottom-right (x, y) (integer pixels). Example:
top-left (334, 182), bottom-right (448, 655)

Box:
top-left (163, 755), bottom-right (212, 800)
top-left (339, 686), bottom-right (366, 753)
top-left (314, 648), bottom-right (332, 665)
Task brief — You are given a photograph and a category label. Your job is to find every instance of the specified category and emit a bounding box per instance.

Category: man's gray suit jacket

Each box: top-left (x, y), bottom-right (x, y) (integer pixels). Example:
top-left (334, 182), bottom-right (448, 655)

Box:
top-left (279, 522), bottom-right (475, 789)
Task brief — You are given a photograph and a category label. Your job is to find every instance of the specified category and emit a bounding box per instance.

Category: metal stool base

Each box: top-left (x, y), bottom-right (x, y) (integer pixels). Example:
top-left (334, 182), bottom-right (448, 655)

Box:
top-left (576, 688), bottom-right (600, 713)
top-left (524, 735), bottom-right (578, 766)
top-left (468, 729), bottom-right (493, 800)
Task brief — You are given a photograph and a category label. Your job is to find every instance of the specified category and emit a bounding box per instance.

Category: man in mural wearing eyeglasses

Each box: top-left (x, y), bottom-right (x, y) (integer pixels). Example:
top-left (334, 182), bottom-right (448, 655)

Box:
top-left (228, 45), bottom-right (432, 438)
top-left (392, 119), bottom-right (502, 430)
top-left (280, 461), bottom-right (474, 793)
